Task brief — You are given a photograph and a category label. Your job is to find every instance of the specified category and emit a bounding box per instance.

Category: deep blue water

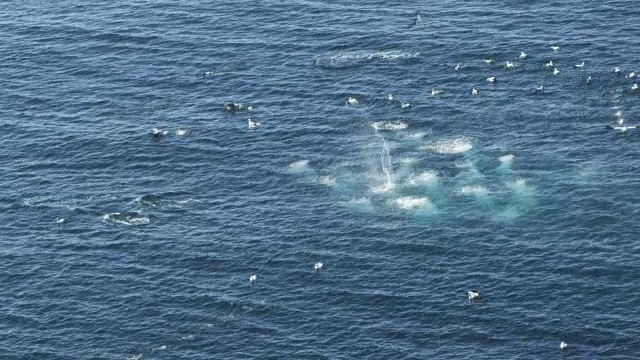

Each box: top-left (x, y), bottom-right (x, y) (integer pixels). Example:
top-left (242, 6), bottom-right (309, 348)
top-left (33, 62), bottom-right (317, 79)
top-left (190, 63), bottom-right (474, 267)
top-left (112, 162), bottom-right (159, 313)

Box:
top-left (2, 0), bottom-right (640, 358)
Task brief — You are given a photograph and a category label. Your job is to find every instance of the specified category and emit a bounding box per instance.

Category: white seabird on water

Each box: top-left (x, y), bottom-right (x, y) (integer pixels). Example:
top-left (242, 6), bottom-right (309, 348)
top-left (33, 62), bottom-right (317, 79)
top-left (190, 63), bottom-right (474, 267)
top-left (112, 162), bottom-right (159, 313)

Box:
top-left (560, 342), bottom-right (568, 350)
top-left (248, 117), bottom-right (260, 129)
top-left (629, 72), bottom-right (636, 79)
top-left (471, 88), bottom-right (478, 95)
top-left (553, 68), bottom-right (560, 75)
top-left (468, 291), bottom-right (480, 301)
top-left (574, 62), bottom-right (585, 68)
top-left (346, 97), bottom-right (359, 106)
top-left (314, 262), bottom-right (324, 271)
top-left (505, 61), bottom-right (518, 68)
top-left (519, 51), bottom-right (528, 59)
top-left (249, 274), bottom-right (258, 283)
top-left (632, 83), bottom-right (639, 92)
top-left (551, 45), bottom-right (560, 51)
top-left (615, 67), bottom-right (621, 75)
top-left (455, 63), bottom-right (461, 71)
top-left (545, 60), bottom-right (554, 67)
top-left (535, 85), bottom-right (544, 93)
top-left (57, 218), bottom-right (65, 226)
top-left (586, 76), bottom-right (592, 84)
top-left (400, 102), bottom-right (412, 108)
top-left (486, 77), bottom-right (496, 83)
top-left (388, 94), bottom-right (394, 101)
top-left (431, 88), bottom-right (444, 95)
top-left (483, 59), bottom-right (495, 64)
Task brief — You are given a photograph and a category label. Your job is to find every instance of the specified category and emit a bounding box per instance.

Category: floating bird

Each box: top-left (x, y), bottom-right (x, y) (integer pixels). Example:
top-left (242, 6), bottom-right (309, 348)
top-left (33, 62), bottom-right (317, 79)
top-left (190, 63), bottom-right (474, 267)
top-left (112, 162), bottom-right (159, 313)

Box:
top-left (553, 68), bottom-right (560, 75)
top-left (519, 52), bottom-right (528, 59)
top-left (454, 63), bottom-right (461, 71)
top-left (505, 61), bottom-right (518, 68)
top-left (202, 71), bottom-right (214, 77)
top-left (615, 110), bottom-right (623, 118)
top-left (586, 76), bottom-right (592, 84)
top-left (574, 62), bottom-right (585, 68)
top-left (314, 262), bottom-right (324, 271)
top-left (248, 117), bottom-right (260, 129)
top-left (471, 88), bottom-right (478, 95)
top-left (617, 117), bottom-right (624, 125)
top-left (388, 94), bottom-right (394, 101)
top-left (346, 97), bottom-right (359, 106)
top-left (57, 218), bottom-right (65, 227)
top-left (551, 45), bottom-right (560, 51)
top-left (629, 72), bottom-right (636, 79)
top-left (632, 83), bottom-right (639, 92)
top-left (560, 342), bottom-right (568, 350)
top-left (151, 128), bottom-right (167, 141)
top-left (545, 60), bottom-right (554, 67)
top-left (400, 102), bottom-right (412, 108)
top-left (486, 77), bottom-right (496, 83)
top-left (249, 274), bottom-right (258, 283)
top-left (468, 291), bottom-right (480, 301)
top-left (482, 59), bottom-right (495, 64)
top-left (615, 67), bottom-right (621, 75)
top-left (431, 88), bottom-right (444, 95)
top-left (535, 85), bottom-right (544, 93)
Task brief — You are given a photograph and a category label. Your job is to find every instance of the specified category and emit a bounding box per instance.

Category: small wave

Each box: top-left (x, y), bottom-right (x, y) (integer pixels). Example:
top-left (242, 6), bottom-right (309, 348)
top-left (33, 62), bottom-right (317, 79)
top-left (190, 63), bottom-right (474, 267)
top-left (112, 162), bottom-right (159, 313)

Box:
top-left (287, 160), bottom-right (311, 174)
top-left (341, 197), bottom-right (374, 210)
top-left (371, 121), bottom-right (408, 131)
top-left (103, 212), bottom-right (150, 225)
top-left (315, 50), bottom-right (419, 69)
top-left (406, 171), bottom-right (438, 187)
top-left (136, 194), bottom-right (163, 207)
top-left (318, 176), bottom-right (337, 186)
top-left (422, 137), bottom-right (473, 154)
top-left (395, 196), bottom-right (432, 210)
top-left (498, 154), bottom-right (514, 164)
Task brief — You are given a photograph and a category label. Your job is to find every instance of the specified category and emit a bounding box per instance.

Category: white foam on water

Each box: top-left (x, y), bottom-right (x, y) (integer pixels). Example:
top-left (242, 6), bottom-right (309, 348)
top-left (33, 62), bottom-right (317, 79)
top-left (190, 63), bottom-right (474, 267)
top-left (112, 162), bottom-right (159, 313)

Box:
top-left (459, 185), bottom-right (489, 196)
top-left (176, 129), bottom-right (187, 136)
top-left (318, 175), bottom-right (337, 187)
top-left (407, 131), bottom-right (427, 140)
top-left (372, 135), bottom-right (395, 193)
top-left (499, 154), bottom-right (514, 164)
top-left (342, 197), bottom-right (374, 210)
top-left (422, 137), bottom-right (473, 154)
top-left (102, 212), bottom-right (150, 226)
top-left (394, 196), bottom-right (433, 210)
top-left (287, 160), bottom-right (311, 174)
top-left (406, 171), bottom-right (439, 187)
top-left (371, 121), bottom-right (408, 131)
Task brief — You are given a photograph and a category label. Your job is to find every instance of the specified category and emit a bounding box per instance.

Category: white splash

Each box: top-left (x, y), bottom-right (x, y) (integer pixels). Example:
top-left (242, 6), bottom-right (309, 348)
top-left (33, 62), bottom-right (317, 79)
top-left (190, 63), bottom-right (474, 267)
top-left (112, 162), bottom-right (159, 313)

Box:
top-left (459, 185), bottom-right (489, 196)
top-left (287, 160), bottom-right (311, 174)
top-left (371, 121), bottom-right (408, 131)
top-left (374, 135), bottom-right (395, 193)
top-left (499, 154), bottom-right (514, 164)
top-left (318, 176), bottom-right (337, 186)
top-left (406, 171), bottom-right (439, 187)
top-left (395, 196), bottom-right (432, 210)
top-left (176, 129), bottom-right (187, 136)
top-left (422, 137), bottom-right (473, 154)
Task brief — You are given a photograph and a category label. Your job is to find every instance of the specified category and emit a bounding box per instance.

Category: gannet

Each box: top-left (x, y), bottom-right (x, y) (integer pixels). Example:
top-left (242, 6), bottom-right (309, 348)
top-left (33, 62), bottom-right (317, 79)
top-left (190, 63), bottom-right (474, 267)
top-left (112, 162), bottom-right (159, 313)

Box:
top-left (468, 291), bottom-right (479, 301)
top-left (551, 45), bottom-right (560, 51)
top-left (431, 88), bottom-right (444, 95)
top-left (553, 68), bottom-right (560, 75)
top-left (346, 97), bottom-right (359, 106)
top-left (314, 262), bottom-right (323, 271)
top-left (249, 274), bottom-right (258, 283)
top-left (519, 52), bottom-right (528, 59)
top-left (574, 62), bottom-right (585, 68)
top-left (486, 77), bottom-right (496, 83)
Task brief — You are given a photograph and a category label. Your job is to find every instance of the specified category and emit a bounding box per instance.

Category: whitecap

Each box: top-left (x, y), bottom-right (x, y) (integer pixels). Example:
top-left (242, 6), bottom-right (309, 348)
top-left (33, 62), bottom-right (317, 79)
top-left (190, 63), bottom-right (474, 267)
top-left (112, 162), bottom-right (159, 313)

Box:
top-left (499, 154), bottom-right (514, 164)
top-left (103, 212), bottom-right (150, 225)
top-left (395, 196), bottom-right (432, 210)
top-left (315, 50), bottom-right (419, 69)
top-left (459, 185), bottom-right (489, 196)
top-left (422, 137), bottom-right (473, 154)
top-left (318, 176), bottom-right (337, 186)
top-left (406, 171), bottom-right (438, 187)
top-left (176, 129), bottom-right (187, 136)
top-left (287, 160), bottom-right (311, 174)
top-left (342, 197), bottom-right (374, 210)
top-left (371, 121), bottom-right (408, 131)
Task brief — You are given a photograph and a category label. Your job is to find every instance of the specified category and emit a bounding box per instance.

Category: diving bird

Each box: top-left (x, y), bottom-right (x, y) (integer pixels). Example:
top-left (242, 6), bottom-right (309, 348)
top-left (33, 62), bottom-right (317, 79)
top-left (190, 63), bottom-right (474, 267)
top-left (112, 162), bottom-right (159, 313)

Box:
top-left (388, 94), bottom-right (394, 101)
top-left (574, 62), bottom-right (585, 68)
top-left (505, 61), bottom-right (518, 68)
top-left (57, 218), bottom-right (65, 227)
top-left (314, 262), bottom-right (324, 271)
top-left (455, 63), bottom-right (461, 71)
top-left (632, 83), bottom-right (639, 92)
top-left (468, 291), bottom-right (480, 301)
top-left (400, 102), bottom-right (412, 108)
top-left (629, 72), bottom-right (636, 79)
top-left (535, 85), bottom-right (544, 93)
top-left (483, 59), bottom-right (495, 64)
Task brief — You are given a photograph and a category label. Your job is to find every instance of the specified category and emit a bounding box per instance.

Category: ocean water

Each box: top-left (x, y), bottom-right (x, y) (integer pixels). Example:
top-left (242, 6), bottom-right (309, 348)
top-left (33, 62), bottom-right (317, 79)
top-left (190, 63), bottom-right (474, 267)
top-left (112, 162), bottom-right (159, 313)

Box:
top-left (1, 0), bottom-right (640, 358)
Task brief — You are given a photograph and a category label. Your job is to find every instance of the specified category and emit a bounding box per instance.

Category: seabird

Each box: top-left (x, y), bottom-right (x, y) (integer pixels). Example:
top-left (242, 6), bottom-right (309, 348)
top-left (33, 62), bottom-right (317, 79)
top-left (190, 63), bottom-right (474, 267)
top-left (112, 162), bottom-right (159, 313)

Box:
top-left (400, 102), bottom-right (412, 108)
top-left (431, 88), bottom-right (444, 95)
top-left (615, 110), bottom-right (623, 118)
top-left (483, 59), bottom-right (495, 64)
top-left (314, 262), bottom-right (323, 271)
top-left (551, 45), bottom-right (560, 51)
top-left (632, 83), bottom-right (639, 92)
top-left (248, 117), bottom-right (260, 129)
top-left (574, 62), bottom-right (585, 68)
top-left (471, 88), bottom-right (478, 95)
top-left (545, 60), bottom-right (554, 67)
top-left (346, 97), bottom-right (359, 106)
top-left (151, 128), bottom-right (166, 140)
top-left (553, 68), bottom-right (560, 75)
top-left (586, 76), bottom-right (592, 84)
top-left (505, 61), bottom-right (518, 68)
top-left (57, 218), bottom-right (65, 226)
top-left (617, 117), bottom-right (624, 125)
top-left (486, 77), bottom-right (496, 83)
top-left (560, 342), bottom-right (567, 350)
top-left (535, 85), bottom-right (544, 93)
top-left (629, 72), bottom-right (636, 79)
top-left (249, 274), bottom-right (258, 283)
top-left (615, 67), bottom-right (621, 75)
top-left (519, 52), bottom-right (528, 59)
top-left (468, 291), bottom-right (480, 301)
top-left (202, 71), bottom-right (213, 77)
top-left (388, 94), bottom-right (394, 101)
top-left (455, 63), bottom-right (461, 71)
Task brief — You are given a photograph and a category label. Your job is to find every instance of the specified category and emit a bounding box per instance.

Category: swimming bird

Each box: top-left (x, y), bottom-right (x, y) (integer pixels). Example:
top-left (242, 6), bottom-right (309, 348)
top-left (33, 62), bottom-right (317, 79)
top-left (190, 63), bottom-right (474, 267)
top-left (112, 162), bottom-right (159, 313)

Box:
top-left (57, 218), bottom-right (65, 227)
top-left (553, 68), bottom-right (560, 75)
top-left (400, 102), bottom-right (412, 108)
top-left (615, 110), bottom-right (623, 118)
top-left (586, 76), bottom-right (592, 84)
top-left (482, 59), bottom-right (495, 64)
top-left (249, 274), bottom-right (258, 283)
top-left (519, 51), bottom-right (528, 59)
top-left (629, 72), bottom-right (636, 79)
top-left (615, 67), bottom-right (621, 75)
top-left (431, 88), bottom-right (444, 95)
top-left (486, 77), bottom-right (496, 83)
top-left (471, 88), bottom-right (478, 95)
top-left (535, 85), bottom-right (544, 93)
top-left (632, 83), bottom-right (639, 92)
top-left (551, 45), bottom-right (560, 51)
top-left (346, 97), bottom-right (359, 106)
top-left (388, 94), bottom-right (394, 101)
top-left (151, 128), bottom-right (166, 140)
top-left (248, 117), bottom-right (260, 129)
top-left (468, 291), bottom-right (480, 301)
top-left (202, 71), bottom-right (214, 77)
top-left (617, 117), bottom-right (624, 125)
top-left (455, 63), bottom-right (461, 71)
top-left (545, 60), bottom-right (554, 67)
top-left (574, 62), bottom-right (585, 68)
top-left (505, 61), bottom-right (518, 68)
top-left (560, 342), bottom-right (568, 350)
top-left (314, 262), bottom-right (324, 271)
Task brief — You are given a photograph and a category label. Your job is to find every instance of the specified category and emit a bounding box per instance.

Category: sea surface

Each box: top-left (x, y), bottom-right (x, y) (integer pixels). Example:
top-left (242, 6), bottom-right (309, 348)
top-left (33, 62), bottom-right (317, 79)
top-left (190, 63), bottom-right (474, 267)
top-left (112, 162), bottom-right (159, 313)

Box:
top-left (1, 0), bottom-right (640, 358)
